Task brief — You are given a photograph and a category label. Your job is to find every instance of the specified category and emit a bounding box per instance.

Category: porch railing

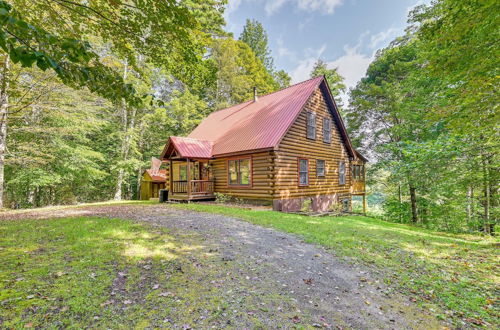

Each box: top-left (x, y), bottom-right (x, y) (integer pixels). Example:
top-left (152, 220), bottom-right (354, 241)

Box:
top-left (172, 180), bottom-right (188, 193)
top-left (172, 180), bottom-right (214, 195)
top-left (190, 180), bottom-right (214, 195)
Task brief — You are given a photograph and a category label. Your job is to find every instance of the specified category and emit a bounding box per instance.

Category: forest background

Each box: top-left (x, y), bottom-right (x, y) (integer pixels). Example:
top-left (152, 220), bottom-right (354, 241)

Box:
top-left (0, 0), bottom-right (497, 233)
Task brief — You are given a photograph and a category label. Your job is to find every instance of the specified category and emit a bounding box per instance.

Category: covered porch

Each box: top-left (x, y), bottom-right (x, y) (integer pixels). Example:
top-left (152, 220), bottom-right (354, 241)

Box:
top-left (161, 136), bottom-right (215, 201)
top-left (169, 158), bottom-right (214, 201)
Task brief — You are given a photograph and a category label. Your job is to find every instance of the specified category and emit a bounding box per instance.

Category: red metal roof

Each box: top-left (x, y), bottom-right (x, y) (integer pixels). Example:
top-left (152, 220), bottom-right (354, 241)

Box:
top-left (166, 136), bottom-right (214, 159)
top-left (160, 76), bottom-right (357, 159)
top-left (146, 169), bottom-right (166, 182)
top-left (188, 76), bottom-right (324, 156)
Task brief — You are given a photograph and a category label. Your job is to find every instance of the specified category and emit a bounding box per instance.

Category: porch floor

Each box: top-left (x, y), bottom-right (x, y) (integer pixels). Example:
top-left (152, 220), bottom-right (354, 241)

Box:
top-left (169, 193), bottom-right (215, 202)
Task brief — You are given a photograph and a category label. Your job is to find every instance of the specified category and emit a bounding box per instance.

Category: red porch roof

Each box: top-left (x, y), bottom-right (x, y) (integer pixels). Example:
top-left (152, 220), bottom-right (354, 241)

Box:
top-left (161, 136), bottom-right (213, 159)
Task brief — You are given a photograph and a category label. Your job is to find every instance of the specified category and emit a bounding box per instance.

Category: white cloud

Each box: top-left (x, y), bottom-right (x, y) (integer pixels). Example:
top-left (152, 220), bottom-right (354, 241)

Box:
top-left (225, 0), bottom-right (243, 15)
top-left (297, 0), bottom-right (343, 14)
top-left (289, 44), bottom-right (327, 83)
top-left (329, 44), bottom-right (372, 91)
top-left (265, 0), bottom-right (343, 15)
top-left (277, 36), bottom-right (295, 58)
top-left (369, 27), bottom-right (399, 49)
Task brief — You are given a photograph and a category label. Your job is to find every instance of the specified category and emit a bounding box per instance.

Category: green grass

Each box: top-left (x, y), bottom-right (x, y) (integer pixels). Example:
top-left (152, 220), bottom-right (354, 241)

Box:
top-left (0, 215), bottom-right (301, 328)
top-left (171, 203), bottom-right (499, 327)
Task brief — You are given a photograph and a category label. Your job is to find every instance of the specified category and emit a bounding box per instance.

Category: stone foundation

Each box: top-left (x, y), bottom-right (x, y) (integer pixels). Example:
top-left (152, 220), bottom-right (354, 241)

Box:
top-left (273, 194), bottom-right (351, 213)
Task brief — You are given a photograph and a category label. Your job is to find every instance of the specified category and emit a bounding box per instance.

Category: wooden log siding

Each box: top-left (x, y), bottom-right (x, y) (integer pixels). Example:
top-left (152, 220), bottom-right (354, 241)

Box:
top-left (210, 152), bottom-right (275, 200)
top-left (274, 88), bottom-right (352, 199)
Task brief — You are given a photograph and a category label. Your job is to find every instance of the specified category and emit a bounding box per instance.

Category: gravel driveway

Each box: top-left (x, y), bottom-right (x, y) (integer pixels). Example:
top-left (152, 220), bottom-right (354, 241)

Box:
top-left (1, 204), bottom-right (443, 329)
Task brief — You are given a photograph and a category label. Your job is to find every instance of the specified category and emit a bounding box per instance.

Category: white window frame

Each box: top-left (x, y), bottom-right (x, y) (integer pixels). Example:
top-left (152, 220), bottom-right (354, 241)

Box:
top-left (323, 117), bottom-right (331, 143)
top-left (339, 161), bottom-right (346, 185)
top-left (306, 112), bottom-right (316, 140)
top-left (316, 159), bottom-right (325, 177)
top-left (298, 158), bottom-right (309, 186)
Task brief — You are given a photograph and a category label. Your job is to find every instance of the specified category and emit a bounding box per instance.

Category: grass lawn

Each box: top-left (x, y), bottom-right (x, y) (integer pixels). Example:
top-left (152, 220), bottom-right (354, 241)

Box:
top-left (171, 203), bottom-right (499, 327)
top-left (0, 215), bottom-right (298, 328)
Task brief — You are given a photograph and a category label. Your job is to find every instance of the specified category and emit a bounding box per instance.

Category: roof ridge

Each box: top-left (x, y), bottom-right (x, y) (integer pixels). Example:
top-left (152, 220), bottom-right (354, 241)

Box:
top-left (208, 76), bottom-right (324, 115)
top-left (171, 136), bottom-right (214, 143)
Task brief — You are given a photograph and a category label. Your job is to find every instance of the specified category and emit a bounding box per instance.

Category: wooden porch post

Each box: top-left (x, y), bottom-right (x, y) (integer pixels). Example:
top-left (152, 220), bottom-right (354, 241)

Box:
top-left (186, 158), bottom-right (191, 200)
top-left (362, 194), bottom-right (367, 214)
top-left (169, 160), bottom-right (173, 199)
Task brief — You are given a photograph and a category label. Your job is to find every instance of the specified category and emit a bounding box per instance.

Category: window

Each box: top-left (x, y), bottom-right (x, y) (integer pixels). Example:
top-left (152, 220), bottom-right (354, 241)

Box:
top-left (352, 165), bottom-right (365, 180)
top-left (179, 165), bottom-right (187, 181)
top-left (316, 159), bottom-right (325, 177)
top-left (339, 161), bottom-right (346, 185)
top-left (299, 158), bottom-right (309, 186)
top-left (228, 158), bottom-right (251, 186)
top-left (323, 117), bottom-right (331, 143)
top-left (306, 112), bottom-right (316, 139)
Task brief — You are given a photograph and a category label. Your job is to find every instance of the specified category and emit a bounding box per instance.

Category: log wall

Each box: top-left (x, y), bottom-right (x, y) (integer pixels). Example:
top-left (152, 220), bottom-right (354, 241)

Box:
top-left (274, 87), bottom-right (353, 204)
top-left (209, 151), bottom-right (274, 201)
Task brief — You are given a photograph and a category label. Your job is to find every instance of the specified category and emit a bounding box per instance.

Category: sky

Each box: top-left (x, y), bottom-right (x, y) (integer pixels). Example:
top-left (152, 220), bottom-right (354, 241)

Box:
top-left (225, 0), bottom-right (428, 103)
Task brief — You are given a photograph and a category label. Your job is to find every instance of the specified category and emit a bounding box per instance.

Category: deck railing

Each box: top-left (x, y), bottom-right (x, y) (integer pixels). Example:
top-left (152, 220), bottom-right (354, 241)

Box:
top-left (172, 180), bottom-right (214, 196)
top-left (172, 180), bottom-right (188, 193)
top-left (190, 180), bottom-right (214, 195)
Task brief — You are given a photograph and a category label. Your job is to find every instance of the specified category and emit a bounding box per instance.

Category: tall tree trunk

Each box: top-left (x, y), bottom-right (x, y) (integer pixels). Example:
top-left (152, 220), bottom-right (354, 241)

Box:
top-left (409, 184), bottom-right (419, 223)
top-left (0, 56), bottom-right (9, 209)
top-left (482, 152), bottom-right (491, 234)
top-left (135, 121), bottom-right (146, 200)
top-left (398, 183), bottom-right (403, 223)
top-left (114, 61), bottom-right (130, 201)
top-left (466, 186), bottom-right (473, 226)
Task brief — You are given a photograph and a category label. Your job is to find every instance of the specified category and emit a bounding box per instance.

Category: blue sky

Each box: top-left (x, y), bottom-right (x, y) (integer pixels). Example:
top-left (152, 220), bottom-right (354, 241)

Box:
top-left (225, 0), bottom-right (428, 102)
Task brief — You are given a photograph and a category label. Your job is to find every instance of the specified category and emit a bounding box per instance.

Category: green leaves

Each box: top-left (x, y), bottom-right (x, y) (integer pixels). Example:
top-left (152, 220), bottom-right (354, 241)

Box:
top-left (0, 1), bottom-right (143, 106)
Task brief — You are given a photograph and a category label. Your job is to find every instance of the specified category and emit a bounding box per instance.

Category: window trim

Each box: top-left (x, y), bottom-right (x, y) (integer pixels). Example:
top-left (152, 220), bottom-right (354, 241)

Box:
top-left (226, 156), bottom-right (252, 187)
top-left (298, 158), bottom-right (309, 187)
top-left (306, 111), bottom-right (316, 140)
top-left (316, 159), bottom-right (326, 178)
top-left (323, 117), bottom-right (331, 143)
top-left (339, 161), bottom-right (346, 185)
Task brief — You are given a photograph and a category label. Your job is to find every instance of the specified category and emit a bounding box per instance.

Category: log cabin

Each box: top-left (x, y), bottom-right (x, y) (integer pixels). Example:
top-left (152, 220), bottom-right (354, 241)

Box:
top-left (159, 76), bottom-right (367, 212)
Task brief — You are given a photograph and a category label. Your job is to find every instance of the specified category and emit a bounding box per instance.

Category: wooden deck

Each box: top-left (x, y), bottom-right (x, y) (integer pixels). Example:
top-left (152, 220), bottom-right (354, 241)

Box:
top-left (169, 179), bottom-right (215, 201)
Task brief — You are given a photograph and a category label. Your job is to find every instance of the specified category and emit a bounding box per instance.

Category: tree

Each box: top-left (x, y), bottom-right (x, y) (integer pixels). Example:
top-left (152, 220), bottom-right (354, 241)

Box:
top-left (239, 19), bottom-right (291, 90)
top-left (274, 69), bottom-right (291, 89)
top-left (0, 0), bottom-right (227, 206)
top-left (239, 19), bottom-right (274, 73)
top-left (208, 38), bottom-right (279, 109)
top-left (410, 0), bottom-right (499, 232)
top-left (310, 59), bottom-right (346, 109)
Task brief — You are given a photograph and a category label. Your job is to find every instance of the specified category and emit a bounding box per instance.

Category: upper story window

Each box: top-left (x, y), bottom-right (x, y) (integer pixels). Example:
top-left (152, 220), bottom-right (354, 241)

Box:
top-left (316, 159), bottom-right (325, 177)
top-left (339, 161), bottom-right (346, 185)
top-left (306, 111), bottom-right (316, 139)
top-left (352, 164), bottom-right (365, 180)
top-left (323, 117), bottom-right (331, 143)
top-left (228, 158), bottom-right (251, 186)
top-left (299, 158), bottom-right (309, 186)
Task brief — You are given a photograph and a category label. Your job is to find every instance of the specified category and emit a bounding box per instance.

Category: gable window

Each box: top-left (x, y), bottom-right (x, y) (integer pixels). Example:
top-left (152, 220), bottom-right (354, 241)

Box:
top-left (339, 161), bottom-right (346, 185)
top-left (228, 158), bottom-right (251, 186)
top-left (323, 117), bottom-right (331, 143)
top-left (298, 158), bottom-right (309, 186)
top-left (306, 112), bottom-right (316, 139)
top-left (316, 159), bottom-right (325, 177)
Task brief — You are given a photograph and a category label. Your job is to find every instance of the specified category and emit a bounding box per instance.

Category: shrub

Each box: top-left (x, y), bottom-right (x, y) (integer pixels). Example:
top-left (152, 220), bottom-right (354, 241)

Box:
top-left (300, 198), bottom-right (312, 213)
top-left (214, 192), bottom-right (230, 204)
